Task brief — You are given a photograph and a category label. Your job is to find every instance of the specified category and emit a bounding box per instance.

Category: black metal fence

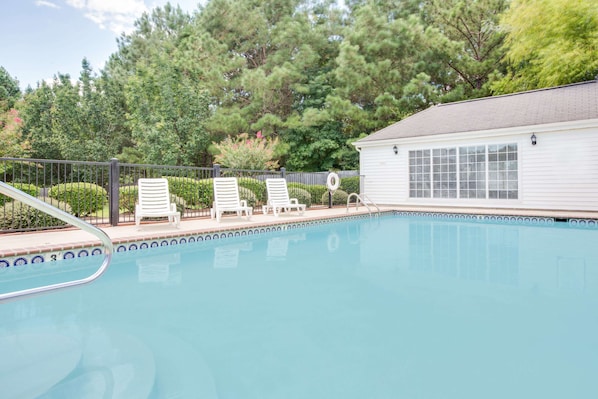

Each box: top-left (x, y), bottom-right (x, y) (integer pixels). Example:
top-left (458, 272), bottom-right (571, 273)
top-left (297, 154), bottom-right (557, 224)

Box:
top-left (1, 157), bottom-right (359, 232)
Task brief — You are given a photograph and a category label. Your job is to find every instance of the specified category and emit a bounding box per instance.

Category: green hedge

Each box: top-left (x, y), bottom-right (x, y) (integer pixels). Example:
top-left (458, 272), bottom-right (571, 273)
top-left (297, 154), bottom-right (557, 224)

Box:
top-left (48, 182), bottom-right (107, 217)
top-left (0, 183), bottom-right (40, 206)
top-left (118, 185), bottom-right (138, 214)
top-left (320, 189), bottom-right (349, 206)
top-left (238, 178), bottom-right (267, 204)
top-left (197, 179), bottom-right (214, 208)
top-left (164, 176), bottom-right (203, 208)
top-left (287, 182), bottom-right (327, 204)
top-left (288, 187), bottom-right (312, 208)
top-left (238, 186), bottom-right (258, 208)
top-left (339, 176), bottom-right (360, 196)
top-left (0, 197), bottom-right (73, 230)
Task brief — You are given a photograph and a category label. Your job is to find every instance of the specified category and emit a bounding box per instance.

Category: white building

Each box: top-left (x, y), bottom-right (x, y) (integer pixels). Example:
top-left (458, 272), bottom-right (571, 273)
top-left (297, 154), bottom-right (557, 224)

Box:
top-left (353, 80), bottom-right (598, 212)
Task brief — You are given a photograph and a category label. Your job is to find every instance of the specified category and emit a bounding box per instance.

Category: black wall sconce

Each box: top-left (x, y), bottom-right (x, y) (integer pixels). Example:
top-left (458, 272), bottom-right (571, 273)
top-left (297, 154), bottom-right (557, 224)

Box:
top-left (393, 145), bottom-right (398, 155)
top-left (531, 133), bottom-right (537, 145)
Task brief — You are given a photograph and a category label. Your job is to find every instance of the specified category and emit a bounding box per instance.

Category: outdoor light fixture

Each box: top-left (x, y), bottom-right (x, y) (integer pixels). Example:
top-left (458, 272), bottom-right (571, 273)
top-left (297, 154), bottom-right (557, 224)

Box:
top-left (531, 133), bottom-right (537, 145)
top-left (393, 145), bottom-right (398, 155)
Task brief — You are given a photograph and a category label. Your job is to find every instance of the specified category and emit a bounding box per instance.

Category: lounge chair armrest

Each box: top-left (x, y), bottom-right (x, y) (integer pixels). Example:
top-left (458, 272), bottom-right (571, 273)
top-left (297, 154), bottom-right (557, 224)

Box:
top-left (240, 199), bottom-right (248, 207)
top-left (170, 203), bottom-right (177, 212)
top-left (290, 198), bottom-right (299, 205)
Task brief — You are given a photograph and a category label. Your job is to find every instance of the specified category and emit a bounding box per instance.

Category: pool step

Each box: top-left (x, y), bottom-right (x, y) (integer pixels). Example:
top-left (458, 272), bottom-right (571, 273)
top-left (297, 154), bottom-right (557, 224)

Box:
top-left (38, 328), bottom-right (156, 399)
top-left (0, 332), bottom-right (82, 399)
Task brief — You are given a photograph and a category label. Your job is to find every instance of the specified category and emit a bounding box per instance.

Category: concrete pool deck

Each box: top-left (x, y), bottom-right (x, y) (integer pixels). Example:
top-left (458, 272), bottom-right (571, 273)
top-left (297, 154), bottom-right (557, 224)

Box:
top-left (2, 205), bottom-right (598, 258)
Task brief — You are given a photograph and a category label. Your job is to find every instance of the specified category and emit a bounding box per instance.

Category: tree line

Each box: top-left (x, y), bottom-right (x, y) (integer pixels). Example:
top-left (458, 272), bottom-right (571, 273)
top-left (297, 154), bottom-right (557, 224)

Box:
top-left (1, 0), bottom-right (596, 171)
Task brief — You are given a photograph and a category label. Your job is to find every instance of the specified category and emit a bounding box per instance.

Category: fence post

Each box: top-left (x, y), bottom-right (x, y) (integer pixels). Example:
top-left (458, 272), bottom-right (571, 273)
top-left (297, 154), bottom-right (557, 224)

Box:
top-left (280, 167), bottom-right (286, 178)
top-left (109, 158), bottom-right (120, 226)
top-left (213, 164), bottom-right (221, 178)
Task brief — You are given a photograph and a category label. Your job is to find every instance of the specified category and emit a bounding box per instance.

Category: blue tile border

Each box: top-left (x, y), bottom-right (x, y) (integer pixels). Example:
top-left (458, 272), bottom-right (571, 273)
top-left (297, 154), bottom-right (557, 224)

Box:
top-left (568, 218), bottom-right (598, 228)
top-left (392, 210), bottom-right (558, 225)
top-left (2, 211), bottom-right (598, 268)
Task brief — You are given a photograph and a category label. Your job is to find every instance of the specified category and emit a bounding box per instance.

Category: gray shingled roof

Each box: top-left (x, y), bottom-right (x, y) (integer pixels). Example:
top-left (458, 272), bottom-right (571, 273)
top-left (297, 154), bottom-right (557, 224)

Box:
top-left (357, 80), bottom-right (598, 143)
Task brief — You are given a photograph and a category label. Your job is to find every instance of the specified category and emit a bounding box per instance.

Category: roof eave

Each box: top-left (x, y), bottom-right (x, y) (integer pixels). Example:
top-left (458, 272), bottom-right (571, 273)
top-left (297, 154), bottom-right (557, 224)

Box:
top-left (352, 118), bottom-right (598, 148)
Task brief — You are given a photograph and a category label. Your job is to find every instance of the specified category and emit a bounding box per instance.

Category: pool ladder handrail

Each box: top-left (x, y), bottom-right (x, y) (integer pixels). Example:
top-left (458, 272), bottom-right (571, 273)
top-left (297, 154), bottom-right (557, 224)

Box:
top-left (346, 193), bottom-right (380, 216)
top-left (0, 181), bottom-right (114, 302)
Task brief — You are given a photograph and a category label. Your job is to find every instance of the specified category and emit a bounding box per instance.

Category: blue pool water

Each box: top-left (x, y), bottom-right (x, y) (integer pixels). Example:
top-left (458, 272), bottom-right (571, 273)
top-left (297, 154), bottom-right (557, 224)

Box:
top-left (1, 215), bottom-right (597, 398)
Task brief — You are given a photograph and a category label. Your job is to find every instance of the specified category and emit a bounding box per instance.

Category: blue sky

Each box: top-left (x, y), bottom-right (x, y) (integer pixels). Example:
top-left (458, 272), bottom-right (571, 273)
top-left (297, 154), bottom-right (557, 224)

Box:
top-left (2, 0), bottom-right (202, 90)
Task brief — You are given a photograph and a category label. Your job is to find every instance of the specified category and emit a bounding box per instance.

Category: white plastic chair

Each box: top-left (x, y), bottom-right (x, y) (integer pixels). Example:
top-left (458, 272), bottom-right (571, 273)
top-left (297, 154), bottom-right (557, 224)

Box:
top-left (263, 178), bottom-right (306, 217)
top-left (135, 178), bottom-right (180, 227)
top-left (211, 177), bottom-right (252, 222)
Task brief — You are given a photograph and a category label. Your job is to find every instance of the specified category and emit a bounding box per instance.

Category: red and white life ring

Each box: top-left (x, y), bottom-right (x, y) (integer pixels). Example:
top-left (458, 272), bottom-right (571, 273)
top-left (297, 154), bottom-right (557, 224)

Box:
top-left (326, 172), bottom-right (340, 191)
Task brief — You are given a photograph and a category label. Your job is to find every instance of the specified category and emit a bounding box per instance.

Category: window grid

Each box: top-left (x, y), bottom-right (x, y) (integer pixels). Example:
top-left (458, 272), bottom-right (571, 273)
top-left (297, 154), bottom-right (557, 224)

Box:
top-left (488, 144), bottom-right (518, 199)
top-left (459, 146), bottom-right (486, 199)
top-left (432, 148), bottom-right (457, 198)
top-left (409, 150), bottom-right (431, 198)
top-left (408, 143), bottom-right (518, 200)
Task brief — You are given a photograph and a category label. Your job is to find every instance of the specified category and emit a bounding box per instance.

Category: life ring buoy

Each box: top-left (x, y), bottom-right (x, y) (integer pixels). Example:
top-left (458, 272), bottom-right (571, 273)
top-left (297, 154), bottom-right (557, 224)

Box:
top-left (326, 172), bottom-right (340, 191)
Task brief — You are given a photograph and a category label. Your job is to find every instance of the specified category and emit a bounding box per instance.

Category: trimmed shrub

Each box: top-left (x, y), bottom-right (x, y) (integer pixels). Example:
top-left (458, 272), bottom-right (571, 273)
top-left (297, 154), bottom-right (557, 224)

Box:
top-left (238, 186), bottom-right (258, 208)
top-left (164, 176), bottom-right (203, 208)
top-left (288, 182), bottom-right (327, 204)
top-left (320, 189), bottom-right (349, 206)
top-left (238, 177), bottom-right (267, 204)
top-left (0, 183), bottom-right (40, 206)
top-left (118, 185), bottom-right (138, 214)
top-left (169, 194), bottom-right (187, 214)
top-left (339, 176), bottom-right (360, 196)
top-left (288, 187), bottom-right (312, 208)
top-left (0, 197), bottom-right (73, 230)
top-left (197, 178), bottom-right (214, 208)
top-left (48, 182), bottom-right (107, 217)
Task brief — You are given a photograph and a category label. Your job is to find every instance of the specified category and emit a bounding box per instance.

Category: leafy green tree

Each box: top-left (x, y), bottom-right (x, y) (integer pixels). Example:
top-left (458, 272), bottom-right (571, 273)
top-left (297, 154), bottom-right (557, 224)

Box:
top-left (198, 0), bottom-right (303, 135)
top-left (20, 82), bottom-right (62, 159)
top-left (492, 0), bottom-right (598, 93)
top-left (110, 5), bottom-right (211, 166)
top-left (422, 0), bottom-right (509, 101)
top-left (125, 62), bottom-right (211, 166)
top-left (198, 0), bottom-right (360, 170)
top-left (327, 0), bottom-right (434, 137)
top-left (0, 66), bottom-right (21, 112)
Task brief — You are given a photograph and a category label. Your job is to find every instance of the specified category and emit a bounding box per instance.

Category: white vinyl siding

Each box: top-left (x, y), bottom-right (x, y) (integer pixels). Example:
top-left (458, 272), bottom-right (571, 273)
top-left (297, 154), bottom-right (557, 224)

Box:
top-left (358, 123), bottom-right (598, 211)
top-left (520, 126), bottom-right (598, 210)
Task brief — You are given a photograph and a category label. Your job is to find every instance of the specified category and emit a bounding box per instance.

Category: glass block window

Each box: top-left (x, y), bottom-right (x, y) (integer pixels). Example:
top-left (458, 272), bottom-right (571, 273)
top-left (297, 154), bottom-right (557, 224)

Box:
top-left (409, 150), bottom-right (431, 198)
top-left (432, 148), bottom-right (457, 198)
top-left (459, 146), bottom-right (486, 198)
top-left (488, 144), bottom-right (518, 199)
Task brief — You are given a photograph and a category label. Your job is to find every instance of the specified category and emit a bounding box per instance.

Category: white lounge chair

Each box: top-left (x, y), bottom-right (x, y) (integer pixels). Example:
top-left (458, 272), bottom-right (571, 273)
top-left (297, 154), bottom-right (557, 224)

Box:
top-left (263, 178), bottom-right (306, 217)
top-left (135, 178), bottom-right (180, 227)
top-left (211, 177), bottom-right (253, 222)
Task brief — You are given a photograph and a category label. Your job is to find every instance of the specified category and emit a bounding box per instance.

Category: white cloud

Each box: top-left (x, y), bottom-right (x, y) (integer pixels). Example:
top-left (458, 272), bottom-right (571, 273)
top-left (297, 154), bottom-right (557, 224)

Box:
top-left (64, 0), bottom-right (202, 35)
top-left (35, 0), bottom-right (60, 9)
top-left (65, 0), bottom-right (148, 34)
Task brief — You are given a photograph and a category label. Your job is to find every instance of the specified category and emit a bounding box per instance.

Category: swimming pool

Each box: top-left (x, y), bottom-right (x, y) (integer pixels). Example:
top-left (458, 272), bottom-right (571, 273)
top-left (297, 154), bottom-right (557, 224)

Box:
top-left (1, 214), bottom-right (597, 398)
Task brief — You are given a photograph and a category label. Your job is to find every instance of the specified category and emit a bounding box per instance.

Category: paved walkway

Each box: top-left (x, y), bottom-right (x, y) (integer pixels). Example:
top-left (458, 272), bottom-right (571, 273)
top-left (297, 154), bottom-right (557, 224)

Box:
top-left (0, 206), bottom-right (386, 257)
top-left (2, 205), bottom-right (598, 258)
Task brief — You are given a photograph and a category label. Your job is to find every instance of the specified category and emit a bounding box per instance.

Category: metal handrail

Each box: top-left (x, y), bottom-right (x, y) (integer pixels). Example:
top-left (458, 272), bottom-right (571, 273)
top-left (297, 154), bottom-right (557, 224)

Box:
top-left (0, 181), bottom-right (113, 302)
top-left (346, 193), bottom-right (380, 215)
